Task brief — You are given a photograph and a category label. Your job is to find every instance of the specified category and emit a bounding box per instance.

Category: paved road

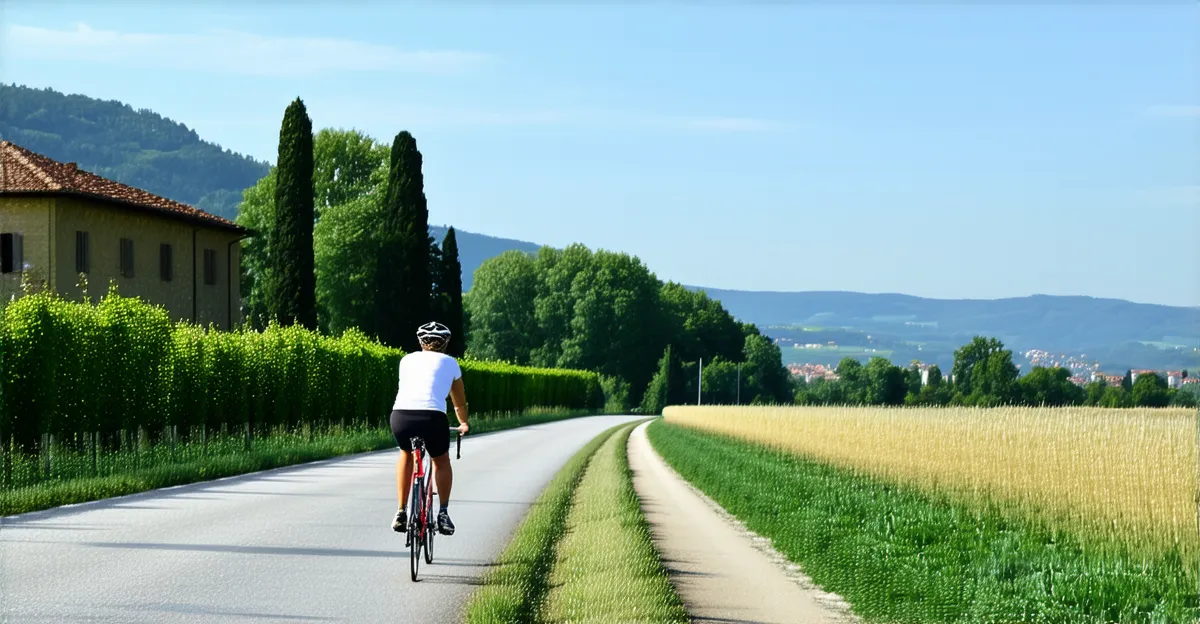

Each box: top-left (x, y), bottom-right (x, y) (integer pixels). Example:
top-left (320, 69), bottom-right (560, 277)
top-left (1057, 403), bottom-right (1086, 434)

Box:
top-left (1, 415), bottom-right (641, 624)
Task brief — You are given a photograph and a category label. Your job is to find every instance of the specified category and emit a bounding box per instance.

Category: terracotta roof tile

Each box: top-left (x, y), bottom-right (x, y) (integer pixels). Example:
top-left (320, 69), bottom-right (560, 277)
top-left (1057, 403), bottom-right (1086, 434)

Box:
top-left (0, 140), bottom-right (243, 231)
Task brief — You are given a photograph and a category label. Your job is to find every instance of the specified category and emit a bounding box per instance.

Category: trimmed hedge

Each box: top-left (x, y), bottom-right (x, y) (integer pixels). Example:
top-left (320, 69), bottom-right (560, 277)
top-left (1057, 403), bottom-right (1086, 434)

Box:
top-left (0, 291), bottom-right (604, 455)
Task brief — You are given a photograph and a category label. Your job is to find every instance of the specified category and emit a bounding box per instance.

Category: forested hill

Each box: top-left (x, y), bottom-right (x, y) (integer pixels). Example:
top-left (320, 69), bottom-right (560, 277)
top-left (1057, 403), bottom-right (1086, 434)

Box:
top-left (0, 84), bottom-right (268, 220)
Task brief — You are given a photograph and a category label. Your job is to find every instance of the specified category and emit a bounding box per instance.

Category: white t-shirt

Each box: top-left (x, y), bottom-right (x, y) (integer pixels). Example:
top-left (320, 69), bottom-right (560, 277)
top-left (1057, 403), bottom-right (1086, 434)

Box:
top-left (393, 351), bottom-right (463, 413)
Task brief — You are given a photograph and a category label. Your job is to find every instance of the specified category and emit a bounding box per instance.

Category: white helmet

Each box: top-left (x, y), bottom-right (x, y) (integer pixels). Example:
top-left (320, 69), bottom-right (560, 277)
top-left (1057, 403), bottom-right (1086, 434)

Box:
top-left (416, 321), bottom-right (451, 347)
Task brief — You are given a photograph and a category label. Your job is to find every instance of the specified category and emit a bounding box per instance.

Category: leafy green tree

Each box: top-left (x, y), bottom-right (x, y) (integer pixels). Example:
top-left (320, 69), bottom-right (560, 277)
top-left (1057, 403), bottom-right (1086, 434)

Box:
top-left (640, 346), bottom-right (673, 414)
top-left (313, 128), bottom-right (388, 210)
top-left (950, 337), bottom-right (1021, 405)
top-left (701, 357), bottom-right (740, 405)
top-left (660, 283), bottom-right (744, 365)
top-left (464, 250), bottom-right (540, 363)
top-left (865, 357), bottom-right (908, 405)
top-left (1130, 372), bottom-right (1169, 407)
top-left (1171, 385), bottom-right (1198, 407)
top-left (432, 227), bottom-right (466, 357)
top-left (905, 362), bottom-right (923, 397)
top-left (557, 251), bottom-right (665, 400)
top-left (529, 245), bottom-right (594, 368)
top-left (376, 131), bottom-right (430, 351)
top-left (1084, 380), bottom-right (1108, 406)
top-left (268, 97), bottom-right (316, 329)
top-left (1101, 385), bottom-right (1132, 408)
top-left (967, 349), bottom-right (1020, 405)
top-left (835, 357), bottom-right (866, 404)
top-left (742, 334), bottom-right (792, 404)
top-left (314, 193), bottom-right (383, 335)
top-left (1018, 367), bottom-right (1084, 406)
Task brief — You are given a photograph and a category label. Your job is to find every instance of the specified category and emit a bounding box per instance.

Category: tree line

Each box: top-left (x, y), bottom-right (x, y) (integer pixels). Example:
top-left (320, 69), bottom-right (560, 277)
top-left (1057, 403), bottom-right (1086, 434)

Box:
top-left (792, 336), bottom-right (1197, 408)
top-left (236, 99), bottom-right (465, 355)
top-left (465, 248), bottom-right (793, 410)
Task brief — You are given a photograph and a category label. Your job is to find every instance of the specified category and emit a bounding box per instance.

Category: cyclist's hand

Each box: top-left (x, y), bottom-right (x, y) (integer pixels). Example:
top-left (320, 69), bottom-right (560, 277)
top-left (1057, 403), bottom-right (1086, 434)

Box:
top-left (457, 423), bottom-right (469, 435)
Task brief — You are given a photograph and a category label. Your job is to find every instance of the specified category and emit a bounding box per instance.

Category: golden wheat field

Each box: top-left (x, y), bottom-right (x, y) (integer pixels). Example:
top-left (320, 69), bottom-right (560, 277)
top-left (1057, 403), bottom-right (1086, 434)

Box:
top-left (664, 405), bottom-right (1198, 557)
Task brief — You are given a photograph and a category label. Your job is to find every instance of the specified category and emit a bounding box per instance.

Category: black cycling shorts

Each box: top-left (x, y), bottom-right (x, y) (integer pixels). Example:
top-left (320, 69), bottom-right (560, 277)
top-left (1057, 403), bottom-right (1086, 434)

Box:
top-left (390, 409), bottom-right (451, 458)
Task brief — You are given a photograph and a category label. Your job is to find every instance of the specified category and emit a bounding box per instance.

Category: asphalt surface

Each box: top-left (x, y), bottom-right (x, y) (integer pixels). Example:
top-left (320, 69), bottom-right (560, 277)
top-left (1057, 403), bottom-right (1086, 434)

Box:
top-left (0, 415), bottom-right (641, 624)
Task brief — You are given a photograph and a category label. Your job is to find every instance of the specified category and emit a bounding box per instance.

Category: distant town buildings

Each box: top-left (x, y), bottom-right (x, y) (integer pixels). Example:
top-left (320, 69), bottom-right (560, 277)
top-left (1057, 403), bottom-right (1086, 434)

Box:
top-left (782, 342), bottom-right (1191, 391)
top-left (787, 363), bottom-right (840, 383)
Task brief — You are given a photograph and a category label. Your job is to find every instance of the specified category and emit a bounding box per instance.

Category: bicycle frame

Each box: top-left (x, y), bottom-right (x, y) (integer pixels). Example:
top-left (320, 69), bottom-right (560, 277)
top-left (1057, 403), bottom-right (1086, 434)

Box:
top-left (406, 429), bottom-right (462, 581)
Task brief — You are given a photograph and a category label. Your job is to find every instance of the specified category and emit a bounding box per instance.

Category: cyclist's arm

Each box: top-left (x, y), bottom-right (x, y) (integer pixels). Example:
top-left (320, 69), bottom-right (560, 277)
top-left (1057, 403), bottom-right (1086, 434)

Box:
top-left (450, 377), bottom-right (469, 432)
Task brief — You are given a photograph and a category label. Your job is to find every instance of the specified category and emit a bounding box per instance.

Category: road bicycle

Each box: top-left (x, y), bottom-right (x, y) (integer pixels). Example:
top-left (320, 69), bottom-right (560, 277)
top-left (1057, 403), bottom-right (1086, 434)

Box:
top-left (406, 428), bottom-right (463, 582)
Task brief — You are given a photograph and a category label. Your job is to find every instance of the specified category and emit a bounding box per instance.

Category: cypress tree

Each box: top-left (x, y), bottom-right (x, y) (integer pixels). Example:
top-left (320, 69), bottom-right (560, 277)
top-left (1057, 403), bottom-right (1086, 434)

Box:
top-left (376, 131), bottom-right (429, 351)
top-left (436, 227), bottom-right (466, 357)
top-left (268, 97), bottom-right (316, 329)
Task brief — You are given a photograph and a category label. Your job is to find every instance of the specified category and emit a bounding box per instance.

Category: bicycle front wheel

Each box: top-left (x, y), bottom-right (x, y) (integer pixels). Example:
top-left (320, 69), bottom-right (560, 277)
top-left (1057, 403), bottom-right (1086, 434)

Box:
top-left (409, 479), bottom-right (423, 581)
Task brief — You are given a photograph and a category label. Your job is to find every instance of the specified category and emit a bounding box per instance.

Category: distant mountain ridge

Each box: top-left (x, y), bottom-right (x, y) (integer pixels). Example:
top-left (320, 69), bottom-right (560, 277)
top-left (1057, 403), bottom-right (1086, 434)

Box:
top-left (6, 84), bottom-right (1193, 372)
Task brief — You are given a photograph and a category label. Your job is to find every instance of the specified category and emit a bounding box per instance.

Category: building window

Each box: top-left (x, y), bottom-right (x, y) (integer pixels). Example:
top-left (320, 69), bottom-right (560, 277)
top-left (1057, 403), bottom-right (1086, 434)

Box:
top-left (119, 238), bottom-right (135, 278)
top-left (160, 243), bottom-right (173, 282)
top-left (75, 231), bottom-right (90, 274)
top-left (1, 232), bottom-right (24, 274)
top-left (203, 248), bottom-right (217, 285)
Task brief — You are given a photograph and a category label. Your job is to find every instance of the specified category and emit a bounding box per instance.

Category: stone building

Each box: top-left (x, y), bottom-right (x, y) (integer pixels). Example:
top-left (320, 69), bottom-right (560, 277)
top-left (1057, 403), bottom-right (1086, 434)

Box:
top-left (0, 140), bottom-right (247, 328)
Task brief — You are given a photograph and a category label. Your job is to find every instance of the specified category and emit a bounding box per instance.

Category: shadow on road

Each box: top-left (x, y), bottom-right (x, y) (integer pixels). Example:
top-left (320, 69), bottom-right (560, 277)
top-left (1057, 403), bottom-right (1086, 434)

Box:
top-left (83, 541), bottom-right (401, 559)
top-left (132, 602), bottom-right (341, 621)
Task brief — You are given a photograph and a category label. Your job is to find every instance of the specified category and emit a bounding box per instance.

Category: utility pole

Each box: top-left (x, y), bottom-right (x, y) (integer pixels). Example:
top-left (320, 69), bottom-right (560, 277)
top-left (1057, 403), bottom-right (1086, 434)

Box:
top-left (737, 363), bottom-right (741, 405)
top-left (664, 344), bottom-right (671, 409)
top-left (698, 358), bottom-right (703, 405)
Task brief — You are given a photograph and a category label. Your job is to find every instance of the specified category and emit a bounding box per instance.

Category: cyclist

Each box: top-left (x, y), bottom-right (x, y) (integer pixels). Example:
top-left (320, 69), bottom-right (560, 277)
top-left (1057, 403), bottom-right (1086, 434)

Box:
top-left (389, 321), bottom-right (470, 536)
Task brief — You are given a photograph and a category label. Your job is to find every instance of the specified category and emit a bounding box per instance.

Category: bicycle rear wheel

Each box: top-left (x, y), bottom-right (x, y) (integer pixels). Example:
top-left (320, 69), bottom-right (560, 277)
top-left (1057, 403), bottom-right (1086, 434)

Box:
top-left (409, 479), bottom-right (423, 581)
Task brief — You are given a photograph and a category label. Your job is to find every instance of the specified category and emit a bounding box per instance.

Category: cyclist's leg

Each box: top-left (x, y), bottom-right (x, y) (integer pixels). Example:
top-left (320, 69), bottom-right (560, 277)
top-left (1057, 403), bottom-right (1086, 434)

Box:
top-left (397, 450), bottom-right (414, 507)
top-left (390, 410), bottom-right (418, 513)
top-left (423, 413), bottom-right (453, 507)
top-left (431, 453), bottom-right (452, 508)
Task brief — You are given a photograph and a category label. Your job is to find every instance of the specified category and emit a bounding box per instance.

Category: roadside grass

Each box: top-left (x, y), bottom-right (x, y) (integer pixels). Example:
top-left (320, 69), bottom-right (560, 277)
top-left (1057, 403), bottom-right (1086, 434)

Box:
top-left (463, 422), bottom-right (623, 623)
top-left (542, 421), bottom-right (688, 623)
top-left (1, 408), bottom-right (600, 517)
top-left (1, 427), bottom-right (393, 516)
top-left (647, 420), bottom-right (1199, 624)
top-left (465, 418), bottom-right (685, 624)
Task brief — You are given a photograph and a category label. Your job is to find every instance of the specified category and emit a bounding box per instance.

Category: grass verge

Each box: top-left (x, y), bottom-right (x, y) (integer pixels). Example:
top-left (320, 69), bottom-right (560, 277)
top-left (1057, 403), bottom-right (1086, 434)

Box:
top-left (463, 421), bottom-right (625, 623)
top-left (647, 420), bottom-right (1198, 624)
top-left (1, 409), bottom-right (603, 517)
top-left (542, 420), bottom-right (688, 623)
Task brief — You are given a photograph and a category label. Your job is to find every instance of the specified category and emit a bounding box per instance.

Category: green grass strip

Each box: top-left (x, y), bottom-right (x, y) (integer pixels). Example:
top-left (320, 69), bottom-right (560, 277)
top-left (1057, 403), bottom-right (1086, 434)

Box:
top-left (464, 421), bottom-right (629, 624)
top-left (542, 420), bottom-right (688, 623)
top-left (648, 420), bottom-right (1199, 624)
top-left (2, 410), bottom-right (602, 517)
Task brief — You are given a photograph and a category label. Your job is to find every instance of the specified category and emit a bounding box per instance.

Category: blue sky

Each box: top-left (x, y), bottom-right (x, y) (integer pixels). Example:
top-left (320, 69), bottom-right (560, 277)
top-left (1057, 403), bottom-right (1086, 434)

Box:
top-left (2, 3), bottom-right (1197, 306)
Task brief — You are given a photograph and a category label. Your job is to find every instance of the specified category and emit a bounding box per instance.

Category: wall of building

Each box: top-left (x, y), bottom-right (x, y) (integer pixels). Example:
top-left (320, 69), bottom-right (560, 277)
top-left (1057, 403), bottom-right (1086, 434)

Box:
top-left (194, 227), bottom-right (243, 328)
top-left (51, 197), bottom-right (244, 329)
top-left (0, 197), bottom-right (54, 303)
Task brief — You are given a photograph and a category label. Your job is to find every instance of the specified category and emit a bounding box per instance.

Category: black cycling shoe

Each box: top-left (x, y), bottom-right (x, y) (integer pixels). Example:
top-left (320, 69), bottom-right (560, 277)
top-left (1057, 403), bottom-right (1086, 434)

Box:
top-left (437, 509), bottom-right (455, 535)
top-left (392, 509), bottom-right (407, 533)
